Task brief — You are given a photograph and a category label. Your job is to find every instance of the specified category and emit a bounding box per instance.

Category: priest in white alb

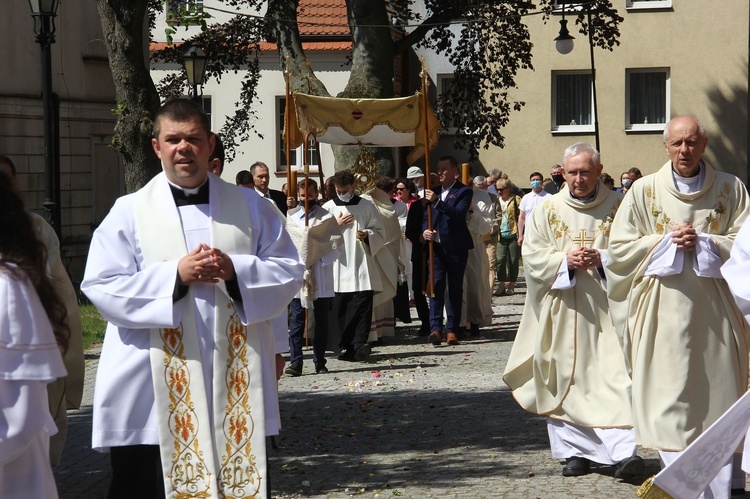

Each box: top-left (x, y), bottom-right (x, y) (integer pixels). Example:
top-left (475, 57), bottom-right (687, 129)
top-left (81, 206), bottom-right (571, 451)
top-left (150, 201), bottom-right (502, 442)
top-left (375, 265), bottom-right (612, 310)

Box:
top-left (81, 99), bottom-right (304, 499)
top-left (362, 177), bottom-right (401, 343)
top-left (503, 142), bottom-right (642, 479)
top-left (607, 116), bottom-right (750, 498)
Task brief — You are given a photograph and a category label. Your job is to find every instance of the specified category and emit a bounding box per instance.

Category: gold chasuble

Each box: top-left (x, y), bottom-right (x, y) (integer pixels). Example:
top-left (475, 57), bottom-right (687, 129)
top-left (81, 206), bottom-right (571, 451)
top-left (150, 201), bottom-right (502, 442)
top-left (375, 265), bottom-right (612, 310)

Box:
top-left (606, 161), bottom-right (750, 451)
top-left (503, 183), bottom-right (633, 428)
top-left (135, 176), bottom-right (267, 498)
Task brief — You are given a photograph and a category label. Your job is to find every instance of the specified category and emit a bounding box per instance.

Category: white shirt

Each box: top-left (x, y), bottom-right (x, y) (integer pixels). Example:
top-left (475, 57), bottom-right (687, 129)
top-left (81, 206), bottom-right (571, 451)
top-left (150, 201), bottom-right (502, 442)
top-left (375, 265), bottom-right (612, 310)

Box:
top-left (519, 189), bottom-right (551, 216)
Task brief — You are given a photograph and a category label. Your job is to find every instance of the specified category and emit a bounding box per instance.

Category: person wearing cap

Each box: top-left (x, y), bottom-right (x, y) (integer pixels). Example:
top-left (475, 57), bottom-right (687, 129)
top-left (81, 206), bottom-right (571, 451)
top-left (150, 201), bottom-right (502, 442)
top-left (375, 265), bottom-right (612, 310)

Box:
top-left (407, 166), bottom-right (425, 197)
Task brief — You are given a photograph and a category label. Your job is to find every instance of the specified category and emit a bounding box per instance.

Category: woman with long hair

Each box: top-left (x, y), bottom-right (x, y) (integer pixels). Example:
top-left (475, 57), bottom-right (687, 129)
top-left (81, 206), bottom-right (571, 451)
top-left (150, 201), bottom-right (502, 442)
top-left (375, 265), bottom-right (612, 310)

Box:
top-left (0, 172), bottom-right (68, 498)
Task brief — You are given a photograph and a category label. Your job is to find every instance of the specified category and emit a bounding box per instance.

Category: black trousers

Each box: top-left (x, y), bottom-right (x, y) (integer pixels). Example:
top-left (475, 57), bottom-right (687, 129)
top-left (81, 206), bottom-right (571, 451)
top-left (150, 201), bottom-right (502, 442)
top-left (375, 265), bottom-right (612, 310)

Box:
top-left (411, 253), bottom-right (430, 333)
top-left (108, 445), bottom-right (165, 499)
top-left (109, 443), bottom-right (272, 498)
top-left (288, 296), bottom-right (331, 366)
top-left (332, 290), bottom-right (374, 351)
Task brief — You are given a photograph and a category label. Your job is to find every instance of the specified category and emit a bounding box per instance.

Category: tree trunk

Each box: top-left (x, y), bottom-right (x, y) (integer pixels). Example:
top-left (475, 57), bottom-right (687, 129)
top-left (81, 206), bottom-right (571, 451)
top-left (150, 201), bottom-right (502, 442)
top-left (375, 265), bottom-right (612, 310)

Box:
top-left (270, 0), bottom-right (397, 178)
top-left (335, 0), bottom-right (395, 178)
top-left (97, 0), bottom-right (161, 193)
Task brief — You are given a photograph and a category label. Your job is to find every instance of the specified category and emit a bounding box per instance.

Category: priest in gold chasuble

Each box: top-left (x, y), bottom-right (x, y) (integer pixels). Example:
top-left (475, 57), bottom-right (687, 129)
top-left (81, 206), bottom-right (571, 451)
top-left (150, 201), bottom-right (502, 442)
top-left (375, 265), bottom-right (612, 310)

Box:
top-left (607, 116), bottom-right (750, 498)
top-left (503, 143), bottom-right (640, 479)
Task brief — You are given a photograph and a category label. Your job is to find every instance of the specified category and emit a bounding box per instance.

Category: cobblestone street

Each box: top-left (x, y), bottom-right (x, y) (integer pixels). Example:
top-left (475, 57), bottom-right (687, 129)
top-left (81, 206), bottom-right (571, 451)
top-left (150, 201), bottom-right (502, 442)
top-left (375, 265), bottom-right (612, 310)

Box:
top-left (55, 279), bottom-right (723, 498)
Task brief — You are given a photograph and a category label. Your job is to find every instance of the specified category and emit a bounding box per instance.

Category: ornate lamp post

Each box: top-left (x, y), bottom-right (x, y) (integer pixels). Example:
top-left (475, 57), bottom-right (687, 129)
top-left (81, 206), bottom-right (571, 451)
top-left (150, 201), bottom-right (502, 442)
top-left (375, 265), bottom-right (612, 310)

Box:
top-left (555, 1), bottom-right (600, 153)
top-left (29, 0), bottom-right (61, 236)
top-left (182, 43), bottom-right (208, 103)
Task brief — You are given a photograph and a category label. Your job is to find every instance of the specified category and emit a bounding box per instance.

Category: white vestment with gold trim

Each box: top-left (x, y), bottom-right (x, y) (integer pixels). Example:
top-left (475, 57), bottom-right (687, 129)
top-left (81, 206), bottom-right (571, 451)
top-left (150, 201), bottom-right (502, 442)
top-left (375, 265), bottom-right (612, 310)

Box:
top-left (503, 184), bottom-right (635, 464)
top-left (607, 162), bottom-right (750, 452)
top-left (82, 173), bottom-right (304, 497)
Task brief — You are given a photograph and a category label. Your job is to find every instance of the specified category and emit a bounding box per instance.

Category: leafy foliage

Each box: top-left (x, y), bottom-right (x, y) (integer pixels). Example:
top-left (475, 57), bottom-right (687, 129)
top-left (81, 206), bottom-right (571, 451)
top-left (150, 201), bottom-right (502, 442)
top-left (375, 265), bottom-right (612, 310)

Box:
top-left (143, 0), bottom-right (622, 165)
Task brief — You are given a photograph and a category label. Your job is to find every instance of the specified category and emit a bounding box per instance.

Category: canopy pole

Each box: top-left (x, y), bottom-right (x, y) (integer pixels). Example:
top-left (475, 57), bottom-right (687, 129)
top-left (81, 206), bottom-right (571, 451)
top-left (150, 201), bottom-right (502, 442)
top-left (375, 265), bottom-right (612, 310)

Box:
top-left (302, 131), bottom-right (317, 347)
top-left (419, 57), bottom-right (435, 298)
top-left (284, 57), bottom-right (292, 194)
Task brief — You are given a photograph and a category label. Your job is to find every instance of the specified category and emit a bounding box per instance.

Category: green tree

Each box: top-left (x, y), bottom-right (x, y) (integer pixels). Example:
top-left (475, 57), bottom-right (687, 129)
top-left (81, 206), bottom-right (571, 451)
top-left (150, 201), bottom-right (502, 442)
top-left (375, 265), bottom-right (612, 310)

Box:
top-left (99, 0), bottom-right (622, 191)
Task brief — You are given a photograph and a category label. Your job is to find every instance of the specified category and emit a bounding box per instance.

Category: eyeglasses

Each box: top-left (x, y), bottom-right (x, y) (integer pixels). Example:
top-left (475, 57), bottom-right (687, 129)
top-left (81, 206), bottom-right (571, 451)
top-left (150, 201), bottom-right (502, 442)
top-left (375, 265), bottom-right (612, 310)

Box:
top-left (395, 187), bottom-right (405, 191)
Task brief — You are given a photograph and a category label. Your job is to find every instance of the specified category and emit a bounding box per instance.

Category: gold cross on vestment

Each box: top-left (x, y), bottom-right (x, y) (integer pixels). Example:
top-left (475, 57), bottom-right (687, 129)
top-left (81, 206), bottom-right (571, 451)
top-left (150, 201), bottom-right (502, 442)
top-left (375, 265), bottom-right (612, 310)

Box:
top-left (572, 229), bottom-right (595, 248)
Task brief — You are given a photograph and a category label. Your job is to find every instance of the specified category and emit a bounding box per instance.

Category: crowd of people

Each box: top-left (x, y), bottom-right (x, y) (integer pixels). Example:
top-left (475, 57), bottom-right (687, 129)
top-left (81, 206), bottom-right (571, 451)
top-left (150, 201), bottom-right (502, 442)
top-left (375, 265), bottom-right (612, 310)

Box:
top-left (3, 99), bottom-right (750, 499)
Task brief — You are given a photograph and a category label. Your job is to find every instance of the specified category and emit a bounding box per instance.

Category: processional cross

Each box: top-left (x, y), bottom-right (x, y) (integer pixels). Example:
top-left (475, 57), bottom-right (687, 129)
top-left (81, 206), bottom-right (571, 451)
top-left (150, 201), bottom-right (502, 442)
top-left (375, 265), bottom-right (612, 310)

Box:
top-left (572, 229), bottom-right (595, 248)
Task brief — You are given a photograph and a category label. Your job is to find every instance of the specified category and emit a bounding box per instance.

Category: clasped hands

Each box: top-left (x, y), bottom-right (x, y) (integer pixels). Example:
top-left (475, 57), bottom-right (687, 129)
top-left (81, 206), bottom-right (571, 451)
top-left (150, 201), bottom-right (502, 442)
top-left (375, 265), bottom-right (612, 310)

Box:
top-left (336, 212), bottom-right (368, 240)
top-left (566, 247), bottom-right (602, 270)
top-left (671, 223), bottom-right (697, 251)
top-left (178, 243), bottom-right (235, 285)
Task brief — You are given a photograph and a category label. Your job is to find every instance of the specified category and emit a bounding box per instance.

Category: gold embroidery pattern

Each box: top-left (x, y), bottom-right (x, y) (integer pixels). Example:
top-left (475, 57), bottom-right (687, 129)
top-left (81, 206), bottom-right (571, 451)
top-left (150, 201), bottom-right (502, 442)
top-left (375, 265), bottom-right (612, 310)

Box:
top-left (696, 182), bottom-right (731, 233)
top-left (645, 186), bottom-right (672, 233)
top-left (547, 200), bottom-right (619, 246)
top-left (219, 304), bottom-right (262, 498)
top-left (645, 182), bottom-right (732, 234)
top-left (161, 326), bottom-right (212, 498)
top-left (547, 204), bottom-right (570, 240)
top-left (597, 199), bottom-right (620, 238)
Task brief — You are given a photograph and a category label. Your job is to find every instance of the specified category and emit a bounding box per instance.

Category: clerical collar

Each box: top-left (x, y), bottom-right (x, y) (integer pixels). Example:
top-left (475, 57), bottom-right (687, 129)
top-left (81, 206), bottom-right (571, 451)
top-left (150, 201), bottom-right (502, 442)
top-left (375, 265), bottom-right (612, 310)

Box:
top-left (672, 162), bottom-right (704, 194)
top-left (169, 178), bottom-right (209, 206)
top-left (331, 194), bottom-right (362, 206)
top-left (568, 183), bottom-right (598, 204)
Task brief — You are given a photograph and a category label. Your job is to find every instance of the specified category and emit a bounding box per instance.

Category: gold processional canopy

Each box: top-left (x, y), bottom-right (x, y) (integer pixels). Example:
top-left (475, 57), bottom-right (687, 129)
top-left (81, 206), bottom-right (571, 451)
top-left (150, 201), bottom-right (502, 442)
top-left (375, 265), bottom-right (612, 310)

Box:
top-left (284, 93), bottom-right (441, 193)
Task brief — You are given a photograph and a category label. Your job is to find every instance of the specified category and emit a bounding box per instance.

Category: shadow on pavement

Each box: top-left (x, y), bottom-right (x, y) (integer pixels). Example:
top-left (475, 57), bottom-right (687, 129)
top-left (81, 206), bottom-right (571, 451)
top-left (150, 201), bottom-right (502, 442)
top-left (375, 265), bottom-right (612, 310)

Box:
top-left (269, 388), bottom-right (549, 497)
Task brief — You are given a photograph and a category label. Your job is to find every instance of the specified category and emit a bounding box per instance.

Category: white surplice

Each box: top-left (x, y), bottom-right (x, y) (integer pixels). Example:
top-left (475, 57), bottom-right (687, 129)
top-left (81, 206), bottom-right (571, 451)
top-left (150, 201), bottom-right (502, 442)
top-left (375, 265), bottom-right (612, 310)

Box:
top-left (82, 172), bottom-right (304, 453)
top-left (322, 195), bottom-right (386, 293)
top-left (0, 267), bottom-right (67, 499)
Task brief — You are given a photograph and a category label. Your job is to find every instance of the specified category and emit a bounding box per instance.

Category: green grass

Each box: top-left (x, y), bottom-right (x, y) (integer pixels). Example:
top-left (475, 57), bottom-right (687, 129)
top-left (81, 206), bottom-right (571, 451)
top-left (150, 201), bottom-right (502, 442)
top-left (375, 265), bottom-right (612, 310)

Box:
top-left (80, 303), bottom-right (107, 351)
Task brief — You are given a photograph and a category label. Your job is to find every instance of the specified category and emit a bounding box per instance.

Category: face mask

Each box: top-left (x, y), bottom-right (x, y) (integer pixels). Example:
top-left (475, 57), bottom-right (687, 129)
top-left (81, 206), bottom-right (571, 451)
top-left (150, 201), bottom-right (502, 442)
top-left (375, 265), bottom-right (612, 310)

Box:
top-left (551, 174), bottom-right (564, 184)
top-left (622, 179), bottom-right (632, 187)
top-left (337, 191), bottom-right (353, 202)
top-left (530, 180), bottom-right (542, 189)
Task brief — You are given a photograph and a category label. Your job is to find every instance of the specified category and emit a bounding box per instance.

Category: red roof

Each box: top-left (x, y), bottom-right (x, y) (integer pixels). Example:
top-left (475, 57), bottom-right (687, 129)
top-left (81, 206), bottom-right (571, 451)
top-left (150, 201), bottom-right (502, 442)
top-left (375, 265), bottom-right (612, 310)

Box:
top-left (297, 0), bottom-right (349, 38)
top-left (151, 0), bottom-right (351, 53)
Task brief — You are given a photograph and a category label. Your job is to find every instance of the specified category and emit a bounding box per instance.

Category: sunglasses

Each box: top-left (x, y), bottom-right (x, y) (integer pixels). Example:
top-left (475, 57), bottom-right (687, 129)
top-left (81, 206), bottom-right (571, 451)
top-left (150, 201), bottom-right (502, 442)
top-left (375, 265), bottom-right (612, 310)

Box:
top-left (396, 187), bottom-right (406, 191)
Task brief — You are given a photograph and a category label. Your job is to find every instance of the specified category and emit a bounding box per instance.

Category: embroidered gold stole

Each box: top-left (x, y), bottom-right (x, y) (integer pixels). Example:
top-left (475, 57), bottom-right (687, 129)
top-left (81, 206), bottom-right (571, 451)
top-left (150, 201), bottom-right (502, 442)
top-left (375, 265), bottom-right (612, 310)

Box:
top-left (135, 174), bottom-right (267, 499)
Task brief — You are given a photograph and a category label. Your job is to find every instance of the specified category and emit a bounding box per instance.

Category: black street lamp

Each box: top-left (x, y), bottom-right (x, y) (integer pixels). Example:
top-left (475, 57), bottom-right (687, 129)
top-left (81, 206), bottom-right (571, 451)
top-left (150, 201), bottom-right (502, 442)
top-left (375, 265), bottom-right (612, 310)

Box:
top-left (555, 1), bottom-right (600, 153)
top-left (183, 43), bottom-right (208, 103)
top-left (29, 0), bottom-right (61, 237)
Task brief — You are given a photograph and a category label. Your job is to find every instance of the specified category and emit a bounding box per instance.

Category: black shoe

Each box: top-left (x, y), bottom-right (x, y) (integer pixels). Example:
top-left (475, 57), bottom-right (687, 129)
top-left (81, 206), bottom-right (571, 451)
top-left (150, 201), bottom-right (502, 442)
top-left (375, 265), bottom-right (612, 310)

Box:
top-left (354, 344), bottom-right (372, 361)
top-left (614, 455), bottom-right (645, 479)
top-left (315, 363), bottom-right (329, 374)
top-left (469, 323), bottom-right (480, 337)
top-left (337, 349), bottom-right (356, 362)
top-left (284, 362), bottom-right (302, 377)
top-left (562, 457), bottom-right (591, 477)
top-left (417, 326), bottom-right (430, 337)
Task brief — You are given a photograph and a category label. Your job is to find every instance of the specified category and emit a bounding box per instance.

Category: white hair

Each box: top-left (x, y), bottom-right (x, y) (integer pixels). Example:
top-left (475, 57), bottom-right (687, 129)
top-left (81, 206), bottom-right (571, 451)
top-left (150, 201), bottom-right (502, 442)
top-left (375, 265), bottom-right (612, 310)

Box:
top-left (488, 168), bottom-right (502, 179)
top-left (663, 116), bottom-right (707, 143)
top-left (563, 142), bottom-right (600, 168)
top-left (474, 175), bottom-right (487, 186)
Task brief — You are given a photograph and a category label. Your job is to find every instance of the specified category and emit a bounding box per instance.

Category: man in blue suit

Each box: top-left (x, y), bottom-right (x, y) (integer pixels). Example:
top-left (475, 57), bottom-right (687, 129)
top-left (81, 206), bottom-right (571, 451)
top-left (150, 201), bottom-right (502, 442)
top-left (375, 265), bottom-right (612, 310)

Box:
top-left (421, 155), bottom-right (474, 346)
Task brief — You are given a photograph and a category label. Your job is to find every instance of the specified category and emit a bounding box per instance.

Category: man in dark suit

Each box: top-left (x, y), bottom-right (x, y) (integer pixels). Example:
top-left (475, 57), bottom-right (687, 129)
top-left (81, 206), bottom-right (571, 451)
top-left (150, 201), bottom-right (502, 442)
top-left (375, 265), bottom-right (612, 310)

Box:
top-left (421, 155), bottom-right (474, 346)
top-left (251, 161), bottom-right (288, 215)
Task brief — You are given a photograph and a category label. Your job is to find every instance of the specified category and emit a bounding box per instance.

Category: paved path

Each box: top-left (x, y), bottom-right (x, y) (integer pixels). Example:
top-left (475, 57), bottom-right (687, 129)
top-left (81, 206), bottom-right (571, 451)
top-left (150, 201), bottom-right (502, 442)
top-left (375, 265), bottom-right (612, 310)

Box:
top-left (54, 279), bottom-right (746, 498)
